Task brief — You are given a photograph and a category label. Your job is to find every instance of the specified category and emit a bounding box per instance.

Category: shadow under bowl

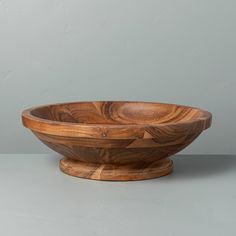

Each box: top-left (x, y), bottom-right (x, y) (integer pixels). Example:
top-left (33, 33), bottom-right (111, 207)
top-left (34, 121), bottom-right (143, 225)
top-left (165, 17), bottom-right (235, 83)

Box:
top-left (22, 101), bottom-right (212, 181)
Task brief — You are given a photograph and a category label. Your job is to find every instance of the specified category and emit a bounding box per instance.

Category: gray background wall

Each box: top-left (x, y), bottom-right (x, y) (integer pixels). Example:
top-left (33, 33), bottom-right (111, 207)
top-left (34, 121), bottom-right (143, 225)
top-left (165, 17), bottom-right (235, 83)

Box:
top-left (0, 0), bottom-right (235, 154)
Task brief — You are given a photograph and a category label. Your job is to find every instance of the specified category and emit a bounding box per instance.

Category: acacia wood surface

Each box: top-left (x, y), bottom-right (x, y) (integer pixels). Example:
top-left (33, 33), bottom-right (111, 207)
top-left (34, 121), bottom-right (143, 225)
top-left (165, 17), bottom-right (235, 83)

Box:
top-left (22, 101), bottom-right (212, 181)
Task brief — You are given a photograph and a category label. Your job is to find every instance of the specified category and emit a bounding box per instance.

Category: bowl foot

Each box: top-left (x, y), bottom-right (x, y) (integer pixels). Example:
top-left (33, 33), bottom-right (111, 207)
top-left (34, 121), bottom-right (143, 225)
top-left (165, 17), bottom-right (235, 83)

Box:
top-left (59, 157), bottom-right (173, 181)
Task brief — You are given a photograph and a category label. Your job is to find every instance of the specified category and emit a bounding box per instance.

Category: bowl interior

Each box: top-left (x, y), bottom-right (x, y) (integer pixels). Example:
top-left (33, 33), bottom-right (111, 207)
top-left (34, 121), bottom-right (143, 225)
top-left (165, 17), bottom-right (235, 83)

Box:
top-left (30, 101), bottom-right (206, 125)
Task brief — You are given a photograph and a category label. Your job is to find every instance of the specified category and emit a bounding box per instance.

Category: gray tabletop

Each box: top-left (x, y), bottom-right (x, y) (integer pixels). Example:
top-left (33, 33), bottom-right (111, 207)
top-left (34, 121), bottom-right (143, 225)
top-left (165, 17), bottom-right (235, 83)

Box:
top-left (0, 154), bottom-right (235, 236)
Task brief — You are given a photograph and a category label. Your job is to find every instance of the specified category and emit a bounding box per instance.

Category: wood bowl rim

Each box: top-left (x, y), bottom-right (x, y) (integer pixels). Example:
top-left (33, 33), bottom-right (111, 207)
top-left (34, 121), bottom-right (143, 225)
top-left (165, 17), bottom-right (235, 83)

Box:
top-left (22, 101), bottom-right (212, 139)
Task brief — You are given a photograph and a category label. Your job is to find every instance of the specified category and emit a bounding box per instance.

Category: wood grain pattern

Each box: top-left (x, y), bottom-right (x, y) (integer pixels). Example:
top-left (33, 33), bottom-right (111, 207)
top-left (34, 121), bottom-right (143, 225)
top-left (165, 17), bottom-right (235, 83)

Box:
top-left (22, 101), bottom-right (212, 181)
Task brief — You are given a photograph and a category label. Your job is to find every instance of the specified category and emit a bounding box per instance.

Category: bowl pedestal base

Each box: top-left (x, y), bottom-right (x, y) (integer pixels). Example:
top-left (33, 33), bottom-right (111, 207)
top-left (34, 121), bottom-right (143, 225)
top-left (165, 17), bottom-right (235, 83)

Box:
top-left (59, 157), bottom-right (173, 181)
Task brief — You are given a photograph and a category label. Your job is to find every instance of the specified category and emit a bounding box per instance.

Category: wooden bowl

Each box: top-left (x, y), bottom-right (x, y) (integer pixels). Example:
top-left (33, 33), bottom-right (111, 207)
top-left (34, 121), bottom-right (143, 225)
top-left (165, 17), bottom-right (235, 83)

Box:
top-left (22, 101), bottom-right (212, 181)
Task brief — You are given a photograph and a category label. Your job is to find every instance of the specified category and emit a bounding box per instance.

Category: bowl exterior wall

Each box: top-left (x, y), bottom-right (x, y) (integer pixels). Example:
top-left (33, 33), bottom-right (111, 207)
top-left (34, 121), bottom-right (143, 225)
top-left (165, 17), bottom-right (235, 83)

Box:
top-left (33, 129), bottom-right (202, 165)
